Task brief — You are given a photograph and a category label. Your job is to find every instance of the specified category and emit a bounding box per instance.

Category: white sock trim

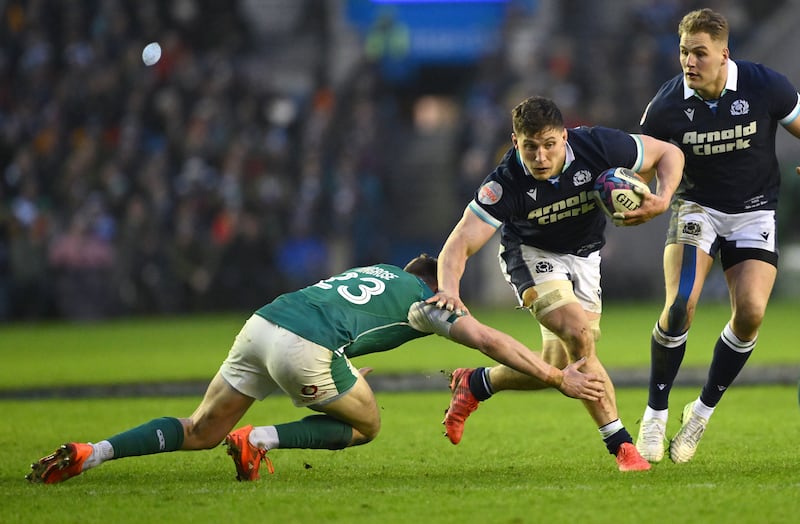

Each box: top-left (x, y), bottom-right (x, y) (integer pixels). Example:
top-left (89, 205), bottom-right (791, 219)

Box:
top-left (693, 398), bottom-right (715, 419)
top-left (653, 323), bottom-right (688, 348)
top-left (249, 426), bottom-right (279, 450)
top-left (721, 323), bottom-right (756, 353)
top-left (598, 419), bottom-right (623, 439)
top-left (84, 440), bottom-right (114, 471)
top-left (643, 406), bottom-right (668, 422)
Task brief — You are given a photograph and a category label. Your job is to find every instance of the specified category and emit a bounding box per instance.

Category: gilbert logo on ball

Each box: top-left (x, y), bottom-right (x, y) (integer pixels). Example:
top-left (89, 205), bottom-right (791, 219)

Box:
top-left (142, 42), bottom-right (162, 66)
top-left (591, 167), bottom-right (650, 219)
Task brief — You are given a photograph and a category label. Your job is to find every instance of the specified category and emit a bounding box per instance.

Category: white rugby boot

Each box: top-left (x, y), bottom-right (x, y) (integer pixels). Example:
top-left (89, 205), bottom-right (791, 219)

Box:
top-left (669, 401), bottom-right (708, 463)
top-left (636, 416), bottom-right (667, 463)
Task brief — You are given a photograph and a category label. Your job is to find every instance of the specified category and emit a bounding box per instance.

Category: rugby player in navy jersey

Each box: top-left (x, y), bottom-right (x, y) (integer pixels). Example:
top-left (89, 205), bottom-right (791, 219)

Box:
top-left (635, 8), bottom-right (800, 464)
top-left (428, 95), bottom-right (684, 471)
top-left (27, 254), bottom-right (604, 484)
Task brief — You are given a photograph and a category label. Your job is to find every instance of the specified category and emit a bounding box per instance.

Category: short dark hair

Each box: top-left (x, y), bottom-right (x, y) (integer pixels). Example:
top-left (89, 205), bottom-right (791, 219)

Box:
top-left (511, 96), bottom-right (564, 138)
top-left (678, 8), bottom-right (729, 44)
top-left (404, 253), bottom-right (438, 291)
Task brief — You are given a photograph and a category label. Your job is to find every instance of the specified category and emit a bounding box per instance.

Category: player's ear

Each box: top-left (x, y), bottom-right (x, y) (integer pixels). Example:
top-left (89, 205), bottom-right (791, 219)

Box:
top-left (511, 133), bottom-right (518, 149)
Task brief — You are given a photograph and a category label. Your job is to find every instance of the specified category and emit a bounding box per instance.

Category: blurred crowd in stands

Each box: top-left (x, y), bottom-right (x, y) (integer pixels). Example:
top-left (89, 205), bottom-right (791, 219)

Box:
top-left (0, 0), bottom-right (781, 320)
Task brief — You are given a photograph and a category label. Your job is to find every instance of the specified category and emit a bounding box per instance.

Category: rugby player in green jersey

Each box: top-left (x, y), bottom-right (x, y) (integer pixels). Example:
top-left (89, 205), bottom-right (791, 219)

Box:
top-left (27, 254), bottom-right (604, 483)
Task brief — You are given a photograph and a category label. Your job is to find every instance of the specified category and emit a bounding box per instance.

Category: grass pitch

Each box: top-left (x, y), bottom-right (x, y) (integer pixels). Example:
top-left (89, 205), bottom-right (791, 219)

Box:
top-left (2, 301), bottom-right (800, 523)
top-left (4, 387), bottom-right (800, 523)
top-left (2, 300), bottom-right (799, 389)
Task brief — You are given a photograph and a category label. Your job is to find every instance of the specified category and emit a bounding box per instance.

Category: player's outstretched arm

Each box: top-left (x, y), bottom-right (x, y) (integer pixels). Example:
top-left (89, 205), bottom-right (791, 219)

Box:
top-left (447, 314), bottom-right (605, 401)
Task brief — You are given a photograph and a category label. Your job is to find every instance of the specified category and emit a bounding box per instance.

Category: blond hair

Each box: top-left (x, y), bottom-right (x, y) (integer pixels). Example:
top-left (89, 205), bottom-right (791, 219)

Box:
top-left (678, 8), bottom-right (729, 44)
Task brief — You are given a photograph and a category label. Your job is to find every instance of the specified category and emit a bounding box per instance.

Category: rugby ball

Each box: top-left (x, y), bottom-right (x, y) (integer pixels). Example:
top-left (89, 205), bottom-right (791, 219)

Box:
top-left (592, 167), bottom-right (650, 219)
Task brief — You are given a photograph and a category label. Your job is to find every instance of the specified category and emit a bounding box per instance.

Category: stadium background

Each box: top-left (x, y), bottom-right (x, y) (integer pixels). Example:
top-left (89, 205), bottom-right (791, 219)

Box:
top-left (1, 0), bottom-right (799, 323)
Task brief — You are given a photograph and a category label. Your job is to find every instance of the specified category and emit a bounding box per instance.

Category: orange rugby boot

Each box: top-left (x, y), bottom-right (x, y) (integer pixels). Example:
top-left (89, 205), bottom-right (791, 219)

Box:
top-left (225, 425), bottom-right (274, 481)
top-left (27, 442), bottom-right (94, 484)
top-left (442, 368), bottom-right (480, 445)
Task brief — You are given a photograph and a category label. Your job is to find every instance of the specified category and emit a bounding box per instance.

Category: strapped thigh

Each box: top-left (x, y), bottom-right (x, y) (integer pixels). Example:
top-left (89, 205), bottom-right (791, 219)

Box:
top-left (522, 280), bottom-right (580, 320)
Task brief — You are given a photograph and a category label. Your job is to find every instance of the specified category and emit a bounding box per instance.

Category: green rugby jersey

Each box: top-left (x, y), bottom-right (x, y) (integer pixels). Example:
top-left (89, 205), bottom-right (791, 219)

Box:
top-left (256, 264), bottom-right (435, 358)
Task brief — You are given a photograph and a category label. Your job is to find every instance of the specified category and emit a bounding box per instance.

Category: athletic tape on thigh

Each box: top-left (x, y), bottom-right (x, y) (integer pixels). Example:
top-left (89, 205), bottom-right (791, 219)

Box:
top-left (523, 280), bottom-right (579, 320)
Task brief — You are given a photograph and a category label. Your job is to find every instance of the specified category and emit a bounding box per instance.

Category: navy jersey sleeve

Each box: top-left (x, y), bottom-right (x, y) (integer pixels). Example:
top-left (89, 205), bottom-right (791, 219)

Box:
top-left (764, 67), bottom-right (800, 122)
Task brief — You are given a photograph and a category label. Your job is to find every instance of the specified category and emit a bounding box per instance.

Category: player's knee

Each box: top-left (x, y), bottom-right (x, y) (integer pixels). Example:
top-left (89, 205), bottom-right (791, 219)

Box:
top-left (346, 407), bottom-right (381, 445)
top-left (542, 342), bottom-right (569, 369)
top-left (558, 323), bottom-right (595, 359)
top-left (732, 303), bottom-right (766, 334)
top-left (353, 419), bottom-right (381, 445)
top-left (184, 418), bottom-right (223, 450)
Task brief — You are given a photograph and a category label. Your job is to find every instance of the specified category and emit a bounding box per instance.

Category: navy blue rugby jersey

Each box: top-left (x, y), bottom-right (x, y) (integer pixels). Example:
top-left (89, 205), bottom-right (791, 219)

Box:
top-left (468, 126), bottom-right (644, 256)
top-left (640, 59), bottom-right (800, 213)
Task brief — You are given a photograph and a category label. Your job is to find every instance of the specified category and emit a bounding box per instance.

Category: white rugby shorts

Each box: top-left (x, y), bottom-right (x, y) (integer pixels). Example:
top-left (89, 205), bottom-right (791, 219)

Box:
top-left (666, 199), bottom-right (778, 268)
top-left (219, 314), bottom-right (359, 408)
top-left (499, 244), bottom-right (602, 315)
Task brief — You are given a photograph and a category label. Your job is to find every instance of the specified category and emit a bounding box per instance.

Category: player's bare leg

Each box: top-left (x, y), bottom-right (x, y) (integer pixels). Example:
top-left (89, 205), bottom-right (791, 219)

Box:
top-left (185, 372), bottom-right (255, 449)
top-left (541, 339), bottom-right (569, 370)
top-left (28, 372), bottom-right (256, 484)
top-left (311, 371), bottom-right (381, 446)
top-left (724, 259), bottom-right (775, 341)
top-left (226, 370), bottom-right (380, 480)
top-left (542, 305), bottom-right (647, 470)
top-left (487, 302), bottom-right (647, 470)
top-left (538, 304), bottom-right (619, 427)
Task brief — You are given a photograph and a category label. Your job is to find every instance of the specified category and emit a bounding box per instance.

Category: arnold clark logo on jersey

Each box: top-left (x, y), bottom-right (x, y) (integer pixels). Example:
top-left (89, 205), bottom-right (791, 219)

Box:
top-left (682, 120), bottom-right (756, 155)
top-left (527, 190), bottom-right (596, 224)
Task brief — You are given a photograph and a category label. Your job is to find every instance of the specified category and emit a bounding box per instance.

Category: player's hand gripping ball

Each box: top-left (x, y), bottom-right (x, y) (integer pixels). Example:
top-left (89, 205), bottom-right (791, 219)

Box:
top-left (592, 167), bottom-right (651, 220)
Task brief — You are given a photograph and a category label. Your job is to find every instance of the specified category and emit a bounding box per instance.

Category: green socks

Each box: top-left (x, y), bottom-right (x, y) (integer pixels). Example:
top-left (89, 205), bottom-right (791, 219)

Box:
top-left (275, 415), bottom-right (352, 450)
top-left (106, 417), bottom-right (185, 458)
top-left (103, 414), bottom-right (351, 460)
